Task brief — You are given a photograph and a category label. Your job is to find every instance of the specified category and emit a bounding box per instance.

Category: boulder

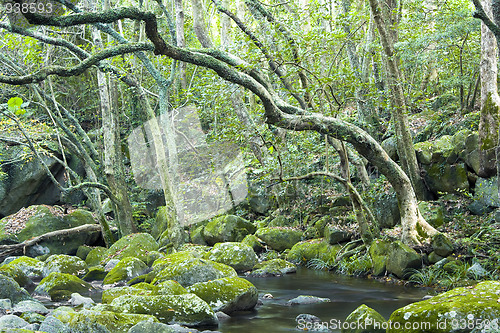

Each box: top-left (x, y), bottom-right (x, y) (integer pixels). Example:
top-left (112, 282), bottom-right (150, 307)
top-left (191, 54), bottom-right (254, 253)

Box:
top-left (422, 163), bottom-right (469, 195)
top-left (249, 259), bottom-right (296, 277)
top-left (42, 254), bottom-right (88, 277)
top-left (128, 321), bottom-right (177, 333)
top-left (154, 207), bottom-right (188, 247)
top-left (105, 233), bottom-right (159, 264)
top-left (0, 274), bottom-right (32, 303)
top-left (369, 239), bottom-right (391, 276)
top-left (206, 242), bottom-right (257, 272)
top-left (388, 281), bottom-right (500, 333)
top-left (203, 215), bottom-right (256, 245)
top-left (0, 314), bottom-right (29, 329)
top-left (385, 241), bottom-right (422, 278)
top-left (152, 258), bottom-right (236, 287)
top-left (473, 177), bottom-right (500, 208)
top-left (102, 286), bottom-right (155, 304)
top-left (342, 304), bottom-right (386, 333)
top-left (287, 239), bottom-right (341, 265)
top-left (0, 263), bottom-right (31, 287)
top-left (1, 206), bottom-right (99, 255)
top-left (63, 309), bottom-right (158, 333)
top-left (431, 233), bottom-right (454, 257)
top-left (286, 295), bottom-right (331, 306)
top-left (246, 183), bottom-right (276, 214)
top-left (34, 272), bottom-right (94, 301)
top-left (103, 257), bottom-right (148, 285)
top-left (109, 294), bottom-right (218, 327)
top-left (370, 192), bottom-right (400, 228)
top-left (241, 234), bottom-right (265, 253)
top-left (76, 245), bottom-right (93, 261)
top-left (155, 280), bottom-right (188, 296)
top-left (187, 276), bottom-right (258, 314)
top-left (83, 266), bottom-right (107, 282)
top-left (255, 227), bottom-right (303, 251)
top-left (85, 247), bottom-right (108, 267)
top-left (69, 293), bottom-right (95, 308)
top-left (382, 137), bottom-right (398, 161)
top-left (38, 316), bottom-right (71, 333)
top-left (189, 225), bottom-right (207, 245)
top-left (2, 256), bottom-right (44, 280)
top-left (324, 226), bottom-right (351, 245)
top-left (12, 300), bottom-right (49, 315)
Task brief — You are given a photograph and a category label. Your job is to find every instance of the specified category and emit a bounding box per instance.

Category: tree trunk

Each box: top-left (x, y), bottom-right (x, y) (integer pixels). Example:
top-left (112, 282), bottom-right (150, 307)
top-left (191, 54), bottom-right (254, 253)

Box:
top-left (368, 0), bottom-right (428, 201)
top-left (175, 0), bottom-right (187, 89)
top-left (191, 0), bottom-right (213, 48)
top-left (478, 0), bottom-right (500, 178)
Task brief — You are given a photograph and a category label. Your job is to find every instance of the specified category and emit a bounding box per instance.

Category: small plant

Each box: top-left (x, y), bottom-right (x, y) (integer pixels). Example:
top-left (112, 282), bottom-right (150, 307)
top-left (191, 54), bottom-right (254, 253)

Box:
top-left (336, 254), bottom-right (372, 277)
top-left (306, 258), bottom-right (333, 271)
top-left (407, 266), bottom-right (443, 287)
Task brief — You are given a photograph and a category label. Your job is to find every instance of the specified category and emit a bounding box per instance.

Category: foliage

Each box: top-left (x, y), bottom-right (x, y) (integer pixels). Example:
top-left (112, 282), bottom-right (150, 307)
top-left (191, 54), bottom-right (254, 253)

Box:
top-left (407, 266), bottom-right (443, 287)
top-left (335, 253), bottom-right (372, 277)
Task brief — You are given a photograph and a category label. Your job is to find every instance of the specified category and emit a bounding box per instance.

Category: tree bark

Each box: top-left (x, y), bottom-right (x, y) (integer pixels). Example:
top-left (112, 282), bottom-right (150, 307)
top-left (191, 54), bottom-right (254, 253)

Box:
top-left (175, 0), bottom-right (187, 89)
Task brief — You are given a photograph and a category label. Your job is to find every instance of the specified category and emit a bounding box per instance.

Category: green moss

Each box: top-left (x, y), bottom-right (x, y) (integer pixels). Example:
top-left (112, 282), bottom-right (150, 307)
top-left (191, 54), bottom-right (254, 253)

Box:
top-left (203, 215), bottom-right (256, 245)
top-left (0, 274), bottom-right (32, 303)
top-left (35, 272), bottom-right (94, 301)
top-left (83, 266), bottom-right (107, 282)
top-left (369, 239), bottom-right (391, 276)
top-left (85, 247), bottom-right (108, 267)
top-left (187, 277), bottom-right (258, 314)
top-left (102, 286), bottom-right (156, 304)
top-left (250, 259), bottom-right (296, 277)
top-left (1, 256), bottom-right (43, 279)
top-left (109, 294), bottom-right (218, 326)
top-left (479, 93), bottom-right (500, 150)
top-left (64, 309), bottom-right (158, 333)
top-left (0, 265), bottom-right (30, 287)
top-left (286, 239), bottom-right (341, 265)
top-left (206, 242), bottom-right (257, 272)
top-left (241, 234), bottom-right (264, 252)
top-left (43, 254), bottom-right (88, 277)
top-left (388, 281), bottom-right (500, 333)
top-left (103, 257), bottom-right (148, 285)
top-left (151, 251), bottom-right (199, 275)
top-left (154, 280), bottom-right (188, 296)
top-left (105, 233), bottom-right (159, 264)
top-left (343, 304), bottom-right (386, 333)
top-left (255, 227), bottom-right (303, 251)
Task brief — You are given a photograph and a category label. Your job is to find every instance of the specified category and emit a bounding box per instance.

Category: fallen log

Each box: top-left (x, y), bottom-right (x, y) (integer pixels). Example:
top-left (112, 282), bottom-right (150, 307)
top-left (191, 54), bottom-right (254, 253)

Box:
top-left (0, 224), bottom-right (102, 261)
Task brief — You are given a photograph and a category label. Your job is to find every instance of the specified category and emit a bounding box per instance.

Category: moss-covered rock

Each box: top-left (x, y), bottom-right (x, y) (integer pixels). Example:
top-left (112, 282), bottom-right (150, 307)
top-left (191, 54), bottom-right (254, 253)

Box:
top-left (431, 233), bottom-right (454, 257)
top-left (152, 258), bottom-right (236, 287)
top-left (83, 266), bottom-right (107, 282)
top-left (423, 163), bottom-right (469, 195)
top-left (34, 272), bottom-right (94, 301)
top-left (388, 281), bottom-right (500, 333)
top-left (154, 280), bottom-right (188, 296)
top-left (324, 226), bottom-right (351, 245)
top-left (42, 254), bottom-right (88, 277)
top-left (9, 206), bottom-right (99, 255)
top-left (103, 257), bottom-right (148, 285)
top-left (145, 251), bottom-right (164, 267)
top-left (203, 215), bottom-right (256, 245)
top-left (76, 245), bottom-right (93, 261)
top-left (85, 247), bottom-right (108, 267)
top-left (0, 264), bottom-right (30, 287)
top-left (385, 241), bottom-right (421, 278)
top-left (255, 227), bottom-right (303, 252)
top-left (286, 239), bottom-right (341, 265)
top-left (109, 294), bottom-right (218, 327)
top-left (190, 225), bottom-right (207, 245)
top-left (368, 239), bottom-right (391, 276)
top-left (101, 286), bottom-right (156, 304)
top-left (241, 234), bottom-right (265, 253)
top-left (1, 256), bottom-right (43, 280)
top-left (0, 274), bottom-right (32, 303)
top-left (128, 321), bottom-right (177, 333)
top-left (249, 259), bottom-right (296, 277)
top-left (473, 176), bottom-right (500, 208)
top-left (151, 251), bottom-right (199, 275)
top-left (342, 304), bottom-right (386, 333)
top-left (63, 309), bottom-right (158, 333)
top-left (187, 276), bottom-right (257, 314)
top-left (105, 233), bottom-right (159, 264)
top-left (418, 202), bottom-right (445, 228)
top-left (206, 242), bottom-right (257, 272)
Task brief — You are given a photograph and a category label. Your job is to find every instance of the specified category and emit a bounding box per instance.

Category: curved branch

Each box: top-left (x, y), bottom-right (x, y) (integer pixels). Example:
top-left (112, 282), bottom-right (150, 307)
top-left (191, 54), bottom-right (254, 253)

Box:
top-left (473, 0), bottom-right (500, 40)
top-left (0, 42), bottom-right (154, 85)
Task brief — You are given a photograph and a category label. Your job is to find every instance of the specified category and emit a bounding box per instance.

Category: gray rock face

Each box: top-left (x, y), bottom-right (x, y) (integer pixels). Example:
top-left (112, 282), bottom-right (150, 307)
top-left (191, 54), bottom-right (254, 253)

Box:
top-left (0, 274), bottom-right (32, 304)
top-left (0, 314), bottom-right (29, 329)
top-left (128, 321), bottom-right (176, 333)
top-left (386, 241), bottom-right (422, 278)
top-left (39, 316), bottom-right (71, 333)
top-left (324, 226), bottom-right (351, 245)
top-left (70, 293), bottom-right (95, 308)
top-left (13, 300), bottom-right (49, 315)
top-left (286, 295), bottom-right (331, 306)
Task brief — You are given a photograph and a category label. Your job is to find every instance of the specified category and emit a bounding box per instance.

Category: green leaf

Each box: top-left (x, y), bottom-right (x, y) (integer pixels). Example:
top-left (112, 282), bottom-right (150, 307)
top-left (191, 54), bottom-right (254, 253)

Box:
top-left (7, 97), bottom-right (23, 112)
top-left (268, 146), bottom-right (274, 154)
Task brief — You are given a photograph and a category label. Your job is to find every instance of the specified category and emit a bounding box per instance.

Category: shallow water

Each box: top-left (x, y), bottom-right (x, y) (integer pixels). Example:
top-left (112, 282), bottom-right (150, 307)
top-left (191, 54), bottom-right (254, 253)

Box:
top-left (219, 268), bottom-right (431, 333)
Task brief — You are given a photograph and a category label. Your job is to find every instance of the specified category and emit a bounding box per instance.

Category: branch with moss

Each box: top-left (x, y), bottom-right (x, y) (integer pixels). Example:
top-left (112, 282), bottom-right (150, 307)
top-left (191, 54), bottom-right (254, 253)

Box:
top-left (472, 0), bottom-right (500, 40)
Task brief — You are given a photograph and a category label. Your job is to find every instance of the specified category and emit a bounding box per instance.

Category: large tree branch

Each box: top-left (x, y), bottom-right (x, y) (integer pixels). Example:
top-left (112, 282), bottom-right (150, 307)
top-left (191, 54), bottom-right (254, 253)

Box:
top-left (0, 42), bottom-right (154, 85)
top-left (473, 0), bottom-right (500, 40)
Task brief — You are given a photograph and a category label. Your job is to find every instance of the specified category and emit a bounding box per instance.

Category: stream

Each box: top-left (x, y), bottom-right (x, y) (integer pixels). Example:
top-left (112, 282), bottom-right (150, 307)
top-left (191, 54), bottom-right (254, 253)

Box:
top-left (219, 268), bottom-right (431, 333)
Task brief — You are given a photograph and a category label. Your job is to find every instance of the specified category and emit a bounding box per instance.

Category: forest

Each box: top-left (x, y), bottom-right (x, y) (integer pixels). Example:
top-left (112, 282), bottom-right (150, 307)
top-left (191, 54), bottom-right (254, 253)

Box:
top-left (0, 0), bottom-right (499, 332)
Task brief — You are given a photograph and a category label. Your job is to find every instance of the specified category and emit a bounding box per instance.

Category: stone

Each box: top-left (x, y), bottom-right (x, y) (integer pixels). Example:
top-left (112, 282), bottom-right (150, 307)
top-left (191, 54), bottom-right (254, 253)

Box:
top-left (241, 234), bottom-right (265, 253)
top-left (34, 272), bottom-right (94, 301)
top-left (206, 242), bottom-right (257, 272)
top-left (38, 316), bottom-right (71, 333)
top-left (431, 233), bottom-right (454, 257)
top-left (286, 295), bottom-right (331, 306)
top-left (102, 286), bottom-right (156, 304)
top-left (63, 309), bottom-right (158, 333)
top-left (0, 299), bottom-right (12, 311)
top-left (370, 192), bottom-right (400, 228)
top-left (268, 216), bottom-right (290, 227)
top-left (324, 226), bottom-right (351, 245)
top-left (473, 177), bottom-right (500, 208)
top-left (385, 241), bottom-right (421, 278)
top-left (0, 314), bottom-right (29, 329)
top-left (382, 137), bottom-right (398, 161)
top-left (428, 252), bottom-right (444, 265)
top-left (42, 254), bottom-right (88, 278)
top-left (2, 256), bottom-right (44, 280)
top-left (145, 251), bottom-right (164, 267)
top-left (287, 239), bottom-right (341, 265)
top-left (246, 183), bottom-right (276, 215)
top-left (76, 245), bottom-right (93, 261)
top-left (83, 266), bottom-right (107, 282)
top-left (70, 293), bottom-right (95, 308)
top-left (85, 247), bottom-right (108, 267)
top-left (422, 163), bottom-right (469, 195)
top-left (187, 276), bottom-right (258, 314)
top-left (388, 281), bottom-right (500, 333)
top-left (203, 215), bottom-right (256, 245)
top-left (190, 225), bottom-right (207, 246)
top-left (342, 304), bottom-right (386, 333)
top-left (0, 274), bottom-right (32, 304)
top-left (13, 300), bottom-right (49, 315)
top-left (249, 259), bottom-right (296, 277)
top-left (105, 233), bottom-right (159, 264)
top-left (467, 262), bottom-right (488, 278)
top-left (20, 312), bottom-right (45, 324)
top-left (255, 227), bottom-right (303, 251)
top-left (128, 321), bottom-right (176, 333)
top-left (104, 259), bottom-right (120, 272)
top-left (0, 263), bottom-right (31, 287)
top-left (152, 258), bottom-right (237, 287)
top-left (103, 257), bottom-right (148, 285)
top-left (369, 239), bottom-right (391, 276)
top-left (109, 294), bottom-right (218, 327)
top-left (154, 207), bottom-right (188, 247)
top-left (418, 202), bottom-right (445, 228)
top-left (154, 280), bottom-right (188, 296)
